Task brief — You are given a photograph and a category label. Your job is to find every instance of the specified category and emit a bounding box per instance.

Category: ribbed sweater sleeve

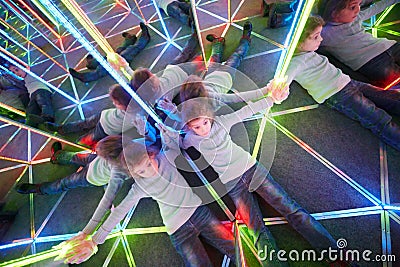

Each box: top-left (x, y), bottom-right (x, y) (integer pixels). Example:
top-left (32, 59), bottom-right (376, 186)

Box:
top-left (82, 168), bottom-right (126, 236)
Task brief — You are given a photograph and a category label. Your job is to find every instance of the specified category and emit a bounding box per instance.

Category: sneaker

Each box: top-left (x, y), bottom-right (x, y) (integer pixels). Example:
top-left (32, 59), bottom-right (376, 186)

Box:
top-left (242, 21), bottom-right (252, 39)
top-left (68, 68), bottom-right (85, 82)
top-left (51, 141), bottom-right (62, 156)
top-left (139, 22), bottom-right (150, 40)
top-left (16, 183), bottom-right (41, 194)
top-left (205, 34), bottom-right (225, 44)
top-left (85, 54), bottom-right (99, 70)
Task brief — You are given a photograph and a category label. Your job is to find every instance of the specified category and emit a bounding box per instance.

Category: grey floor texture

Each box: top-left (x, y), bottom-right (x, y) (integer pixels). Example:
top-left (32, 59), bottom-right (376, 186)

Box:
top-left (0, 0), bottom-right (399, 266)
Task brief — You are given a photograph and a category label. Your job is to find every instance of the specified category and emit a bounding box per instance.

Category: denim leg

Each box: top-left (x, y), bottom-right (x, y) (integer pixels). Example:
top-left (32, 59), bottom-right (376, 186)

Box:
top-left (79, 66), bottom-right (108, 83)
top-left (33, 89), bottom-right (54, 120)
top-left (167, 1), bottom-right (190, 25)
top-left (249, 163), bottom-right (337, 252)
top-left (226, 175), bottom-right (280, 259)
top-left (193, 206), bottom-right (236, 262)
top-left (70, 153), bottom-right (97, 167)
top-left (26, 96), bottom-right (41, 117)
top-left (120, 34), bottom-right (149, 63)
top-left (222, 38), bottom-right (250, 78)
top-left (358, 43), bottom-right (400, 88)
top-left (60, 113), bottom-right (101, 134)
top-left (169, 208), bottom-right (213, 266)
top-left (39, 166), bottom-right (93, 194)
top-left (355, 81), bottom-right (400, 116)
top-left (77, 122), bottom-right (108, 146)
top-left (325, 81), bottom-right (400, 151)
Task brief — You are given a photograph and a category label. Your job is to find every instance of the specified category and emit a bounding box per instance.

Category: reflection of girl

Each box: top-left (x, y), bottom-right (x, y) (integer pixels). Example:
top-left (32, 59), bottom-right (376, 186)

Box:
top-left (154, 0), bottom-right (192, 26)
top-left (319, 0), bottom-right (400, 87)
top-left (0, 71), bottom-right (29, 111)
top-left (286, 15), bottom-right (400, 151)
top-left (56, 133), bottom-right (236, 266)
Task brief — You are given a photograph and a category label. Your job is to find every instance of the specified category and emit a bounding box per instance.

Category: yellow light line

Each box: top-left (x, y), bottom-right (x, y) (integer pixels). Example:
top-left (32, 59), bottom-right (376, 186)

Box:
top-left (0, 116), bottom-right (91, 151)
top-left (252, 0), bottom-right (315, 158)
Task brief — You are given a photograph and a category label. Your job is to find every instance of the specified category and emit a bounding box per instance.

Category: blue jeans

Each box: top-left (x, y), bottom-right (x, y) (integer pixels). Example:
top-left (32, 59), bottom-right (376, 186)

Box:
top-left (120, 32), bottom-right (150, 63)
top-left (169, 205), bottom-right (235, 266)
top-left (39, 153), bottom-right (97, 194)
top-left (226, 163), bottom-right (337, 253)
top-left (166, 1), bottom-right (190, 25)
top-left (325, 80), bottom-right (400, 151)
top-left (358, 43), bottom-right (400, 88)
top-left (27, 89), bottom-right (54, 120)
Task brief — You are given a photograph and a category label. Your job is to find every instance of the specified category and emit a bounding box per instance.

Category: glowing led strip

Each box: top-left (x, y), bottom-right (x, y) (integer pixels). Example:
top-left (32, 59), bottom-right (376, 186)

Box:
top-left (152, 0), bottom-right (171, 41)
top-left (252, 0), bottom-right (315, 159)
top-left (191, 0), bottom-right (207, 70)
top-left (14, 0), bottom-right (60, 38)
top-left (60, 0), bottom-right (113, 54)
top-left (234, 221), bottom-right (246, 267)
top-left (39, 0), bottom-right (162, 125)
top-left (0, 116), bottom-right (91, 151)
top-left (182, 149), bottom-right (235, 222)
top-left (0, 248), bottom-right (61, 267)
top-left (267, 117), bottom-right (382, 206)
top-left (374, 4), bottom-right (395, 27)
top-left (384, 76), bottom-right (400, 90)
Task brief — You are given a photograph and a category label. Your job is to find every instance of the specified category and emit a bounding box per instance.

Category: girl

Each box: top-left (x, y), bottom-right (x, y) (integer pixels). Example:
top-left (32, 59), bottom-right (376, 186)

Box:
top-left (286, 15), bottom-right (400, 151)
top-left (56, 132), bottom-right (236, 266)
top-left (319, 0), bottom-right (400, 87)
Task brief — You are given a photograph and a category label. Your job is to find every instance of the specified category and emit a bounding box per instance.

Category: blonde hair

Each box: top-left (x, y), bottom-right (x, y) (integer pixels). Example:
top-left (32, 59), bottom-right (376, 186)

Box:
top-left (121, 139), bottom-right (160, 176)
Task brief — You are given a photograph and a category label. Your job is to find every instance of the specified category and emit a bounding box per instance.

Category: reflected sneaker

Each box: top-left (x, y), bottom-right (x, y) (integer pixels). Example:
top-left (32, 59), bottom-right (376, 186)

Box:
top-left (51, 141), bottom-right (62, 156)
top-left (16, 183), bottom-right (42, 194)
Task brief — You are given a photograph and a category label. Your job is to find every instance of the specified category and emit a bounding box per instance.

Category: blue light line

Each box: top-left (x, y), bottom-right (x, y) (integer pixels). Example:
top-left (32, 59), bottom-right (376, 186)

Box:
top-left (39, 0), bottom-right (162, 125)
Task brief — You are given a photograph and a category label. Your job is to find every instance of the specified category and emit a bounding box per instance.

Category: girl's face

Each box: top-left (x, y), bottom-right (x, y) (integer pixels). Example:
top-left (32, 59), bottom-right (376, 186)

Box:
top-left (298, 25), bottom-right (323, 52)
top-left (133, 156), bottom-right (159, 178)
top-left (332, 0), bottom-right (362, 23)
top-left (9, 66), bottom-right (26, 78)
top-left (188, 117), bottom-right (212, 137)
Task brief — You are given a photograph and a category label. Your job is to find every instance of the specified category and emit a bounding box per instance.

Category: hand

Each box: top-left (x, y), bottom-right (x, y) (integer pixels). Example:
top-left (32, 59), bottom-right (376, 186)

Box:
top-left (266, 76), bottom-right (290, 104)
top-left (107, 53), bottom-right (129, 70)
top-left (157, 99), bottom-right (177, 114)
top-left (132, 114), bottom-right (147, 136)
top-left (63, 239), bottom-right (98, 264)
top-left (156, 123), bottom-right (180, 144)
top-left (53, 232), bottom-right (88, 250)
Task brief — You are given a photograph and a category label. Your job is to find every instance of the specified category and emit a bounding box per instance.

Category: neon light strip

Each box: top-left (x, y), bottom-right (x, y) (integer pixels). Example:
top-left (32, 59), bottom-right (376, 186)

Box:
top-left (0, 28), bottom-right (29, 53)
top-left (238, 225), bottom-right (263, 265)
top-left (0, 102), bottom-right (25, 117)
top-left (379, 143), bottom-right (390, 205)
top-left (122, 227), bottom-right (167, 235)
top-left (0, 156), bottom-right (29, 164)
top-left (132, 0), bottom-right (146, 22)
top-left (191, 0), bottom-right (207, 70)
top-left (1, 1), bottom-right (61, 53)
top-left (252, 0), bottom-right (315, 159)
top-left (182, 150), bottom-right (236, 221)
top-left (276, 0), bottom-right (305, 72)
top-left (267, 117), bottom-right (382, 206)
top-left (39, 0), bottom-right (162, 124)
top-left (0, 164), bottom-right (26, 173)
top-left (384, 76), bottom-right (400, 90)
top-left (16, 0), bottom-right (60, 38)
top-left (60, 0), bottom-right (113, 54)
top-left (29, 0), bottom-right (59, 26)
top-left (242, 104), bottom-right (319, 123)
top-left (0, 248), bottom-right (61, 267)
top-left (121, 234), bottom-right (136, 267)
top-left (374, 5), bottom-right (394, 27)
top-left (0, 116), bottom-right (91, 151)
top-left (263, 206), bottom-right (383, 225)
top-left (384, 205), bottom-right (400, 211)
top-left (34, 192), bottom-right (67, 240)
top-left (234, 222), bottom-right (246, 267)
top-left (152, 0), bottom-right (171, 41)
top-left (0, 128), bottom-right (22, 153)
top-left (380, 211), bottom-right (391, 260)
top-left (375, 28), bottom-right (400, 37)
top-left (0, 51), bottom-right (78, 103)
